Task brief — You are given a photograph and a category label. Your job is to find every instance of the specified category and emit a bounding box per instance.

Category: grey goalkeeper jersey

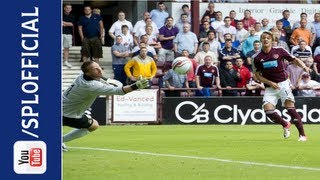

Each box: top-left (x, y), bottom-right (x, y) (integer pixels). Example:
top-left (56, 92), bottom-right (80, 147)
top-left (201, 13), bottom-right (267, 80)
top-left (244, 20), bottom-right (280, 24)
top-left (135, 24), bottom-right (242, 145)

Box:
top-left (63, 74), bottom-right (125, 118)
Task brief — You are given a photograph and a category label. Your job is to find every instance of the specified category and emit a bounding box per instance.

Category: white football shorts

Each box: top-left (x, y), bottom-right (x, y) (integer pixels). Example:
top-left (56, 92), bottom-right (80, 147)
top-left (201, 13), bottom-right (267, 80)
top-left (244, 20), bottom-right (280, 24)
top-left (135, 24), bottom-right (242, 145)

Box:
top-left (262, 79), bottom-right (295, 107)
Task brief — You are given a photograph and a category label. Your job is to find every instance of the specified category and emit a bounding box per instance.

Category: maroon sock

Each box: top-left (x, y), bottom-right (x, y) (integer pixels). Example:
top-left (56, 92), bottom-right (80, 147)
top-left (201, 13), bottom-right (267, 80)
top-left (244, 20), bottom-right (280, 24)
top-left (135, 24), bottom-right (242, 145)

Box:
top-left (287, 108), bottom-right (305, 136)
top-left (265, 110), bottom-right (288, 127)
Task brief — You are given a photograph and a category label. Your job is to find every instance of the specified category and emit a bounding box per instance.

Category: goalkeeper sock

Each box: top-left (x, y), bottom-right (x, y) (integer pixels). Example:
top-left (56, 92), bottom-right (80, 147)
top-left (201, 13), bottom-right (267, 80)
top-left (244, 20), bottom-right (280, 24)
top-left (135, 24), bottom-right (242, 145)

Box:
top-left (63, 129), bottom-right (89, 142)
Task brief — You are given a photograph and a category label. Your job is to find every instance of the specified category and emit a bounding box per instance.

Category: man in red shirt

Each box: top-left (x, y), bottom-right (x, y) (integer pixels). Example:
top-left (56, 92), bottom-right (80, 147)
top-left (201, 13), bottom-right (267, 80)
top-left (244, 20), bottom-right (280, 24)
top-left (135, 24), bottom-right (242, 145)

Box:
top-left (233, 58), bottom-right (251, 88)
top-left (241, 10), bottom-right (256, 31)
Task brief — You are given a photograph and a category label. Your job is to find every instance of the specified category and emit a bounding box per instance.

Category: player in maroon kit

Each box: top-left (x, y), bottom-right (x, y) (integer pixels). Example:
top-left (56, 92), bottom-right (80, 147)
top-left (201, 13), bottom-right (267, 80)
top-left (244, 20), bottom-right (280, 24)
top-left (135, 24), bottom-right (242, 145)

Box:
top-left (252, 31), bottom-right (310, 141)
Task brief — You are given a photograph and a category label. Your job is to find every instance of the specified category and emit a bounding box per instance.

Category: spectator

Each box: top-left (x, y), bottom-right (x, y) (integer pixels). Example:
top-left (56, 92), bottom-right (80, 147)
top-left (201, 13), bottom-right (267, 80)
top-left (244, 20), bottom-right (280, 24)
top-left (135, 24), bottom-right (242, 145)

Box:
top-left (229, 10), bottom-right (239, 28)
top-left (124, 47), bottom-right (157, 85)
top-left (119, 25), bottom-right (134, 51)
top-left (304, 57), bottom-right (318, 81)
top-left (254, 22), bottom-right (263, 37)
top-left (242, 27), bottom-right (260, 58)
top-left (175, 13), bottom-right (191, 33)
top-left (199, 15), bottom-right (214, 32)
top-left (131, 38), bottom-right (157, 60)
top-left (219, 38), bottom-right (241, 66)
top-left (181, 4), bottom-right (191, 23)
top-left (93, 8), bottom-right (105, 45)
top-left (145, 25), bottom-right (162, 50)
top-left (108, 11), bottom-right (133, 43)
top-left (111, 35), bottom-right (130, 85)
top-left (78, 6), bottom-right (104, 64)
top-left (133, 11), bottom-right (151, 36)
top-left (134, 18), bottom-right (159, 46)
top-left (279, 10), bottom-right (291, 29)
top-left (150, 1), bottom-right (169, 29)
top-left (272, 36), bottom-right (290, 53)
top-left (198, 21), bottom-right (212, 43)
top-left (219, 60), bottom-right (241, 96)
top-left (286, 61), bottom-right (304, 96)
top-left (290, 19), bottom-right (312, 46)
top-left (292, 13), bottom-right (316, 37)
top-left (275, 20), bottom-right (288, 43)
top-left (246, 40), bottom-right (261, 70)
top-left (314, 53), bottom-right (320, 80)
top-left (245, 75), bottom-right (265, 96)
top-left (312, 13), bottom-right (320, 51)
top-left (173, 23), bottom-right (198, 58)
top-left (158, 17), bottom-right (179, 63)
top-left (211, 11), bottom-right (224, 30)
top-left (241, 9), bottom-right (256, 31)
top-left (162, 64), bottom-right (189, 97)
top-left (220, 33), bottom-right (240, 49)
top-left (195, 55), bottom-right (221, 96)
top-left (199, 30), bottom-right (221, 58)
top-left (235, 21), bottom-right (249, 51)
top-left (233, 58), bottom-right (251, 89)
top-left (194, 42), bottom-right (218, 65)
top-left (62, 4), bottom-right (75, 68)
top-left (291, 40), bottom-right (312, 59)
top-left (202, 2), bottom-right (217, 23)
top-left (181, 50), bottom-right (198, 90)
top-left (261, 18), bottom-right (271, 31)
top-left (217, 16), bottom-right (237, 43)
top-left (298, 72), bottom-right (320, 97)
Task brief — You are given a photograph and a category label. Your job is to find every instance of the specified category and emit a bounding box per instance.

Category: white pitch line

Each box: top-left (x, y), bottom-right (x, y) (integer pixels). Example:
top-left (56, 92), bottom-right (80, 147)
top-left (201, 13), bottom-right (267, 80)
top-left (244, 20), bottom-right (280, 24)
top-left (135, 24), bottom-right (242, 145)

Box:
top-left (69, 146), bottom-right (320, 171)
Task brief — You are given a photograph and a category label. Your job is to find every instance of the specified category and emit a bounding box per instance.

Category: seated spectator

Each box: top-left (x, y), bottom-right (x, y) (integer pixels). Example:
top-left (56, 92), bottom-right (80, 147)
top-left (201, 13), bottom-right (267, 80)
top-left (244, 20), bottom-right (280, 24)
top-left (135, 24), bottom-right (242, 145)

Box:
top-left (245, 75), bottom-right (265, 96)
top-left (202, 2), bottom-right (217, 23)
top-left (242, 27), bottom-right (260, 58)
top-left (272, 36), bottom-right (290, 52)
top-left (211, 11), bottom-right (224, 30)
top-left (199, 15), bottom-right (214, 32)
top-left (196, 56), bottom-right (221, 96)
top-left (145, 25), bottom-right (162, 50)
top-left (313, 53), bottom-right (320, 81)
top-left (233, 58), bottom-right (251, 89)
top-left (219, 38), bottom-right (241, 66)
top-left (229, 10), bottom-right (239, 28)
top-left (286, 61), bottom-right (304, 96)
top-left (290, 19), bottom-right (312, 46)
top-left (275, 20), bottom-right (288, 43)
top-left (291, 40), bottom-right (312, 59)
top-left (241, 9), bottom-right (256, 30)
top-left (298, 73), bottom-right (320, 97)
top-left (254, 22), bottom-right (263, 37)
top-left (261, 18), bottom-right (271, 31)
top-left (173, 23), bottom-right (198, 58)
top-left (217, 16), bottom-right (236, 43)
top-left (124, 47), bottom-right (157, 85)
top-left (175, 13), bottom-right (191, 32)
top-left (180, 4), bottom-right (191, 23)
top-left (219, 60), bottom-right (241, 96)
top-left (181, 50), bottom-right (198, 90)
top-left (131, 41), bottom-right (157, 60)
top-left (194, 42), bottom-right (218, 65)
top-left (199, 30), bottom-right (221, 57)
top-left (134, 18), bottom-right (159, 46)
top-left (198, 21), bottom-right (213, 43)
top-left (162, 63), bottom-right (188, 97)
top-left (220, 33), bottom-right (240, 49)
top-left (235, 21), bottom-right (249, 51)
top-left (304, 57), bottom-right (318, 81)
top-left (246, 40), bottom-right (261, 70)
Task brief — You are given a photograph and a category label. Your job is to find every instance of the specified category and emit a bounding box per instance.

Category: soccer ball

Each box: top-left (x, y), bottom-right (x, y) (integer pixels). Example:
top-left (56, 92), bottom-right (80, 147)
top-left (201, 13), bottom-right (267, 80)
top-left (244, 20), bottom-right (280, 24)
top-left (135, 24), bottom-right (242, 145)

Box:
top-left (172, 57), bottom-right (192, 75)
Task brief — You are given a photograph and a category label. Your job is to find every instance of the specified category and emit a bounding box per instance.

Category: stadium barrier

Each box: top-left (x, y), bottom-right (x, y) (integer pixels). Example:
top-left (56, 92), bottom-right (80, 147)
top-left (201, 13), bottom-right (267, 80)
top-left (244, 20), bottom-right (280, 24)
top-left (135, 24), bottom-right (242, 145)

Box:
top-left (89, 88), bottom-right (320, 125)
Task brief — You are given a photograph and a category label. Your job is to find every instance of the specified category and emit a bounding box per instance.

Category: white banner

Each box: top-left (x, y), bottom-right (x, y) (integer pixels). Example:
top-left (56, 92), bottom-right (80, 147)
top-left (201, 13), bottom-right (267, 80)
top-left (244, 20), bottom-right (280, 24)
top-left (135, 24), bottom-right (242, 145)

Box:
top-left (171, 2), bottom-right (320, 27)
top-left (112, 89), bottom-right (158, 122)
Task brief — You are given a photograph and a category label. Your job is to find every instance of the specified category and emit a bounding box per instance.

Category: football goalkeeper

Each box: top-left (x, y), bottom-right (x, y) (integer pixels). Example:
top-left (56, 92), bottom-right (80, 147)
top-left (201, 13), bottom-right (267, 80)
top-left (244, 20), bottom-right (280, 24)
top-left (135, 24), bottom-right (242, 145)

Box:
top-left (62, 61), bottom-right (149, 151)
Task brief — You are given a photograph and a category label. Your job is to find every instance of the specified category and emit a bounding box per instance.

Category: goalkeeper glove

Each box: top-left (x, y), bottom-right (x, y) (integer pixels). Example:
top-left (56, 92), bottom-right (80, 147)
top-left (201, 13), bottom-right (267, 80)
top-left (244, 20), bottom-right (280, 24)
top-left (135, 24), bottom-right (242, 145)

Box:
top-left (131, 76), bottom-right (149, 90)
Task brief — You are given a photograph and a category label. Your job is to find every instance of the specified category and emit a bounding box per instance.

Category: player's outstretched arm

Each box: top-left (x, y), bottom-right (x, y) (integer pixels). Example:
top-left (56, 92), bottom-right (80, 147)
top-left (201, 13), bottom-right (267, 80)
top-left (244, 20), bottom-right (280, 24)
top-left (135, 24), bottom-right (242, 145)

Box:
top-left (122, 76), bottom-right (149, 93)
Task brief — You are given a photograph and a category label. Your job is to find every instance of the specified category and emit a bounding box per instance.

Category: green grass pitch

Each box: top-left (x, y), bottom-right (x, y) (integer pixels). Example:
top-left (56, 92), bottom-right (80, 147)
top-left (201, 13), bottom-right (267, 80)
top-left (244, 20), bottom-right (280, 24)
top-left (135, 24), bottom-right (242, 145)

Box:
top-left (63, 125), bottom-right (320, 180)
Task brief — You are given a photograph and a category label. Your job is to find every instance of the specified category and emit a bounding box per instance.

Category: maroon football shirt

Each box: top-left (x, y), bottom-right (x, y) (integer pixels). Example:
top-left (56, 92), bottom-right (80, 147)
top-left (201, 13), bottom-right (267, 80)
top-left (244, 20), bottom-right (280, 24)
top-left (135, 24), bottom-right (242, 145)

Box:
top-left (253, 47), bottom-right (295, 84)
top-left (196, 65), bottom-right (219, 87)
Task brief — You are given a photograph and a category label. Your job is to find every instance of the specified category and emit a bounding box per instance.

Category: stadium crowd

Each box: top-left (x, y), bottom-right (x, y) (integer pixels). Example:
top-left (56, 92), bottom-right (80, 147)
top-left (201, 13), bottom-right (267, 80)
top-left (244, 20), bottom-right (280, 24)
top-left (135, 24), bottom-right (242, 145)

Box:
top-left (63, 1), bottom-right (320, 97)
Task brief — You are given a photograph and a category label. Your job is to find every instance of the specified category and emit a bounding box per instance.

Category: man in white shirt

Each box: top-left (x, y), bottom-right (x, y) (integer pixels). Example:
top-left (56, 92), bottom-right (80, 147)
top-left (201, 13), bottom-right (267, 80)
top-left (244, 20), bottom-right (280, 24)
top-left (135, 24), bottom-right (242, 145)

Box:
top-left (108, 11), bottom-right (133, 42)
top-left (217, 16), bottom-right (236, 43)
